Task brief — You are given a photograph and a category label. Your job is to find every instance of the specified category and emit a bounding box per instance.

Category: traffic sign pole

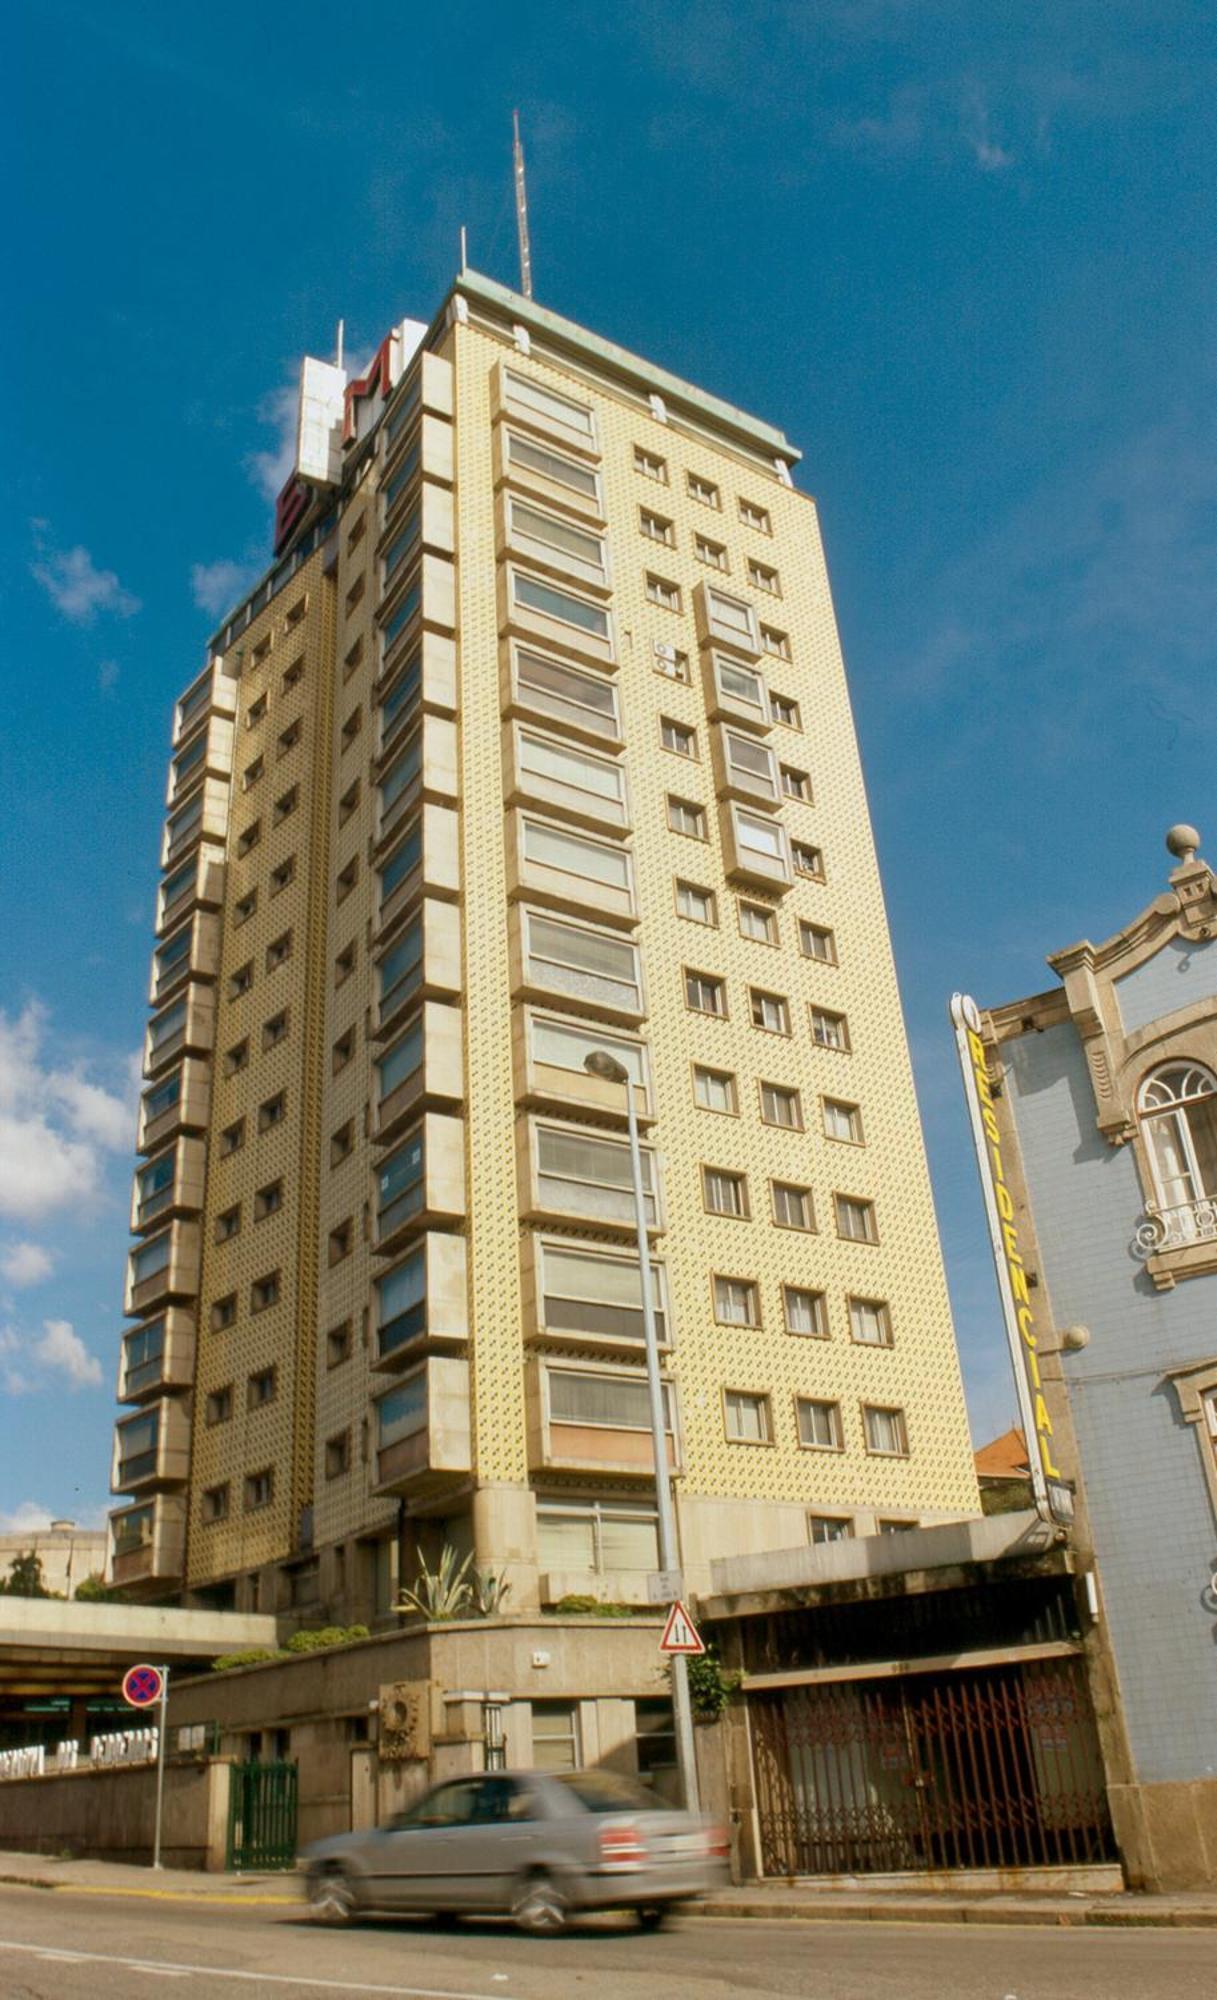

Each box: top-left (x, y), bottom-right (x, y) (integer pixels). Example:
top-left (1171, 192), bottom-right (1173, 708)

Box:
top-left (152, 1665), bottom-right (169, 1870)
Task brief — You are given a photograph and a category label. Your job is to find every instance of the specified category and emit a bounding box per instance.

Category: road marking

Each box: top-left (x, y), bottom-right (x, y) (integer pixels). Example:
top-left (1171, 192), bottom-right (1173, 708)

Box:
top-left (0, 1937), bottom-right (514, 1998)
top-left (2, 1882), bottom-right (297, 1907)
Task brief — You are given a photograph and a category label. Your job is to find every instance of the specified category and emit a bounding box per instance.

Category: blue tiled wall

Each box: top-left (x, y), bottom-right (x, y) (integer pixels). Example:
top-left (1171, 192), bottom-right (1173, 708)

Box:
top-left (1114, 934), bottom-right (1217, 1037)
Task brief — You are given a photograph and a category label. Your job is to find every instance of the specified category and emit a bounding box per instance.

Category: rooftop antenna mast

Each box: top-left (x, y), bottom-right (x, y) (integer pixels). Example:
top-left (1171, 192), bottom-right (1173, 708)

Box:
top-left (512, 109), bottom-right (534, 300)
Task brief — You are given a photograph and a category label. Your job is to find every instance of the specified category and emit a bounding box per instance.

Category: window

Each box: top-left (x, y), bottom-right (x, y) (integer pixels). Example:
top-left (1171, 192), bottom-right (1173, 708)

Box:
top-left (340, 707), bottom-right (362, 752)
top-left (215, 1204), bottom-right (240, 1243)
top-left (205, 1386), bottom-right (232, 1426)
top-left (338, 779), bottom-right (360, 826)
top-left (248, 1366), bottom-right (277, 1409)
top-left (640, 509), bottom-right (674, 545)
top-left (332, 1029), bottom-right (353, 1076)
top-left (228, 962), bottom-right (253, 1000)
top-left (251, 1272), bottom-right (280, 1312)
top-left (849, 1297), bottom-right (892, 1346)
top-left (377, 1129), bottom-right (425, 1237)
top-left (661, 717), bottom-right (696, 758)
top-left (535, 1122), bottom-right (658, 1226)
top-left (740, 498), bottom-right (772, 533)
top-left (725, 1390), bottom-right (770, 1443)
top-left (246, 694), bottom-right (267, 728)
top-left (646, 573), bottom-right (682, 612)
top-left (521, 817), bottom-right (634, 906)
top-left (704, 1167), bottom-right (748, 1217)
top-left (781, 765), bottom-right (812, 803)
top-left (237, 819), bottom-right (261, 858)
top-left (732, 808), bottom-right (792, 883)
top-left (750, 988), bottom-right (789, 1034)
top-left (712, 653), bottom-right (766, 717)
top-left (327, 1323), bottom-right (352, 1368)
top-left (506, 429), bottom-right (601, 502)
top-left (878, 1518), bottom-right (917, 1535)
top-left (219, 1117), bottom-right (245, 1159)
top-left (722, 728), bottom-right (779, 802)
top-left (211, 1294), bottom-right (237, 1332)
top-left (784, 1286), bottom-right (826, 1337)
top-left (685, 969), bottom-right (725, 1016)
top-left (269, 856), bottom-right (296, 896)
top-left (760, 1082), bottom-right (803, 1129)
top-left (282, 657), bottom-right (304, 692)
top-left (331, 1121), bottom-right (355, 1166)
top-left (277, 717), bottom-right (301, 756)
top-left (254, 1180), bottom-right (283, 1221)
top-left (864, 1405), bottom-right (909, 1456)
top-left (530, 1015), bottom-right (646, 1096)
top-left (769, 692), bottom-right (800, 728)
top-left (667, 796), bottom-right (706, 840)
top-left (822, 1098), bottom-right (863, 1145)
top-left (793, 840), bottom-right (824, 880)
top-left (517, 728), bottom-right (628, 825)
top-left (515, 647), bottom-right (619, 740)
top-left (836, 1195), bottom-right (877, 1243)
top-left (329, 1220), bottom-right (353, 1265)
top-left (761, 624), bottom-right (790, 660)
top-left (633, 446), bottom-right (668, 482)
top-left (532, 1701), bottom-right (582, 1772)
top-left (285, 596), bottom-right (306, 631)
top-left (262, 1009), bottom-right (289, 1052)
top-left (797, 1398), bottom-right (843, 1450)
top-left (536, 1239), bottom-right (669, 1348)
top-left (811, 1007), bottom-right (850, 1051)
top-left (325, 1433), bottom-right (350, 1480)
top-left (201, 1484), bottom-right (229, 1524)
top-left (738, 900), bottom-right (777, 944)
top-left (653, 643), bottom-right (690, 682)
top-left (694, 1066), bottom-right (737, 1114)
top-left (772, 1181), bottom-right (813, 1231)
top-left (675, 880), bottom-right (716, 926)
top-left (547, 1368), bottom-right (674, 1433)
top-left (512, 569), bottom-right (611, 641)
top-left (688, 472), bottom-right (720, 508)
top-left (800, 922), bottom-right (836, 963)
top-left (695, 534), bottom-right (727, 570)
top-left (233, 889), bottom-right (257, 927)
top-left (242, 755), bottom-right (264, 791)
top-left (504, 368), bottom-right (595, 442)
top-left (508, 498), bottom-right (607, 581)
top-left (537, 1495), bottom-right (659, 1575)
top-left (809, 1514), bottom-right (853, 1544)
top-left (273, 786), bottom-right (298, 825)
top-left (244, 1469), bottom-right (274, 1512)
top-left (747, 558), bottom-right (780, 594)
top-left (523, 909), bottom-right (643, 1015)
top-left (714, 1276), bottom-right (760, 1327)
top-left (1138, 1064), bottom-right (1217, 1217)
top-left (259, 1091), bottom-right (287, 1134)
top-left (224, 1038), bottom-right (249, 1078)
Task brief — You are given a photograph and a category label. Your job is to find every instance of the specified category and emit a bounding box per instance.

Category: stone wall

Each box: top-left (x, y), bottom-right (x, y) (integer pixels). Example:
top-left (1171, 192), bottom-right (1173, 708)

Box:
top-left (0, 1758), bottom-right (231, 1870)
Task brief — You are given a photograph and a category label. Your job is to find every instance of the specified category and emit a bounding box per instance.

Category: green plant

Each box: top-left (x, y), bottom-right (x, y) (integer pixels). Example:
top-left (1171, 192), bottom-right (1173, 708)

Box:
top-left (467, 1568), bottom-right (512, 1617)
top-left (397, 1543), bottom-right (476, 1620)
top-left (210, 1647), bottom-right (280, 1672)
top-left (552, 1595), bottom-right (638, 1618)
top-left (667, 1645), bottom-right (741, 1723)
top-left (283, 1623), bottom-right (370, 1653)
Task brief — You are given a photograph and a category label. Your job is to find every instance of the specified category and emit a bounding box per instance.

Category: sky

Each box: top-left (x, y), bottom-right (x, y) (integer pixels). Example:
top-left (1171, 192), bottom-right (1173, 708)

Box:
top-left (3, 0), bottom-right (1214, 1539)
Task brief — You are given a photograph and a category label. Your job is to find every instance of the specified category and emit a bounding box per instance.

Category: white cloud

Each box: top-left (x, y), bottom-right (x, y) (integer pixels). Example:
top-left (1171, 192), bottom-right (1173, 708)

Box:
top-left (97, 660), bottom-right (120, 693)
top-left (0, 1499), bottom-right (109, 1534)
top-left (30, 524), bottom-right (141, 625)
top-left (33, 1319), bottom-right (103, 1389)
top-left (245, 378), bottom-right (299, 504)
top-left (191, 558), bottom-right (259, 618)
top-left (0, 1243), bottom-right (54, 1287)
top-left (0, 1002), bottom-right (134, 1222)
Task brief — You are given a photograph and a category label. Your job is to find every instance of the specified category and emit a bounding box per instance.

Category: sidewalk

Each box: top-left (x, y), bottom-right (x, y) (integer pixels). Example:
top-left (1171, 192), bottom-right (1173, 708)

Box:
top-left (2, 1850), bottom-right (1216, 1927)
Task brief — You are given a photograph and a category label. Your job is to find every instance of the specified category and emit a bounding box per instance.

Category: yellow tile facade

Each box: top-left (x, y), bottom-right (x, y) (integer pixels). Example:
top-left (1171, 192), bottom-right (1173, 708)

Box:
top-left (110, 274), bottom-right (977, 1616)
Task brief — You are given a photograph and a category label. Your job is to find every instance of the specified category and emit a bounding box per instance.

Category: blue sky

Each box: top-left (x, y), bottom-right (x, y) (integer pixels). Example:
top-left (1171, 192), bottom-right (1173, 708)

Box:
top-left (3, 1), bottom-right (1214, 1539)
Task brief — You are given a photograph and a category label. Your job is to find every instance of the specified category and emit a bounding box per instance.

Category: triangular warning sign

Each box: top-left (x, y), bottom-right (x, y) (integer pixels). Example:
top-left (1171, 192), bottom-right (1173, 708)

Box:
top-left (658, 1599), bottom-right (705, 1655)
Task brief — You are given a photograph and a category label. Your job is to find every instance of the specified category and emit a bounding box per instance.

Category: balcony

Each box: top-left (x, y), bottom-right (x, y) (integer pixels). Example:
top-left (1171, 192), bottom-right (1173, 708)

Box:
top-left (374, 897), bottom-right (462, 1040)
top-left (503, 721), bottom-right (630, 836)
top-left (526, 1358), bottom-right (679, 1478)
top-left (111, 1395), bottom-right (191, 1496)
top-left (701, 651), bottom-right (770, 734)
top-left (373, 1111), bottom-right (466, 1257)
top-left (375, 803), bottom-right (460, 941)
top-left (167, 710), bottom-right (234, 808)
top-left (506, 810), bottom-right (637, 928)
top-left (372, 1001), bottom-right (464, 1144)
top-left (148, 910), bottom-right (221, 1007)
top-left (130, 1135), bottom-right (206, 1234)
top-left (162, 775), bottom-right (231, 870)
top-left (711, 724), bottom-right (780, 809)
top-left (124, 1217), bottom-right (201, 1316)
top-left (510, 905), bottom-right (646, 1026)
top-left (720, 799), bottom-right (793, 892)
top-left (514, 1006), bottom-right (651, 1124)
top-left (521, 1233), bottom-right (672, 1358)
top-left (108, 1493), bottom-right (186, 1593)
top-left (372, 1357), bottom-right (472, 1496)
top-left (144, 986), bottom-right (215, 1077)
top-left (517, 1115), bottom-right (663, 1236)
top-left (117, 1307), bottom-right (196, 1404)
top-left (374, 715), bottom-right (459, 851)
top-left (1133, 1195), bottom-right (1217, 1289)
top-left (174, 659), bottom-right (238, 748)
top-left (138, 1056), bottom-right (210, 1154)
top-left (372, 1233), bottom-right (467, 1372)
top-left (157, 845), bottom-right (225, 935)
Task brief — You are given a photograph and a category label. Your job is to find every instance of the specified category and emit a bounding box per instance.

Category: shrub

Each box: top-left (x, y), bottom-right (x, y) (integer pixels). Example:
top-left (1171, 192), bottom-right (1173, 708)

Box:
top-left (283, 1624), bottom-right (370, 1653)
top-left (210, 1647), bottom-right (280, 1672)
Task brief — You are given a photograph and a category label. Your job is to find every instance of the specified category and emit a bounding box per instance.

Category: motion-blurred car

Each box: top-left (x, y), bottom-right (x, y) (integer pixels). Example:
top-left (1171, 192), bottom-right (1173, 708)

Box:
top-left (302, 1769), bottom-right (729, 1933)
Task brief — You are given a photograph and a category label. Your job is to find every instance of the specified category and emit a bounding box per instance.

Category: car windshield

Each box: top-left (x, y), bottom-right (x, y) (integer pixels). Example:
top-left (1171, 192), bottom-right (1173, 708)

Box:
top-left (554, 1771), bottom-right (659, 1814)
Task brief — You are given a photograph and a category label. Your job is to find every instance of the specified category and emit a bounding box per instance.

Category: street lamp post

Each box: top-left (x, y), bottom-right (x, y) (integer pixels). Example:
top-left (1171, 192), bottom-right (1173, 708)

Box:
top-left (584, 1050), bottom-right (700, 1815)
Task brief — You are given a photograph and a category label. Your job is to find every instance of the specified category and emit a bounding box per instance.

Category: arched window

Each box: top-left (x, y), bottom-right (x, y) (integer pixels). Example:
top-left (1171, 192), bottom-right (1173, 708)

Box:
top-left (1138, 1064), bottom-right (1217, 1218)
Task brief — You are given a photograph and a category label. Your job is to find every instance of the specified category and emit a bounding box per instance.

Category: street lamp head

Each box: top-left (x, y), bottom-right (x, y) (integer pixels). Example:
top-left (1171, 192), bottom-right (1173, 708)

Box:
top-left (584, 1050), bottom-right (630, 1085)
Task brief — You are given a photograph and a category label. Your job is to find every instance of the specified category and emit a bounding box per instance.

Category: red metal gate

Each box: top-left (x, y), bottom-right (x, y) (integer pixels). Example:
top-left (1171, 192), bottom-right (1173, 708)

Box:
top-left (750, 1657), bottom-right (1115, 1876)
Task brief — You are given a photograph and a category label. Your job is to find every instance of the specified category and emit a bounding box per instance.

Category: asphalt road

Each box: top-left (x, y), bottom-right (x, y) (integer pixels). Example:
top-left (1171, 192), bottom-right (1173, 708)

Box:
top-left (0, 1885), bottom-right (1210, 2000)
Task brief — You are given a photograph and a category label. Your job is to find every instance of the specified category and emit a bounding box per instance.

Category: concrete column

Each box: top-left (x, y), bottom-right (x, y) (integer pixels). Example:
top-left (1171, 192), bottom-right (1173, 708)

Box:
top-left (471, 1483), bottom-right (539, 1611)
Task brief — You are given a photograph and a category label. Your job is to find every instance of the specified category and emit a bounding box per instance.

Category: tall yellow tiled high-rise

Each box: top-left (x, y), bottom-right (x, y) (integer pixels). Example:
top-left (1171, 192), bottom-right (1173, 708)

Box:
top-left (109, 272), bottom-right (979, 1618)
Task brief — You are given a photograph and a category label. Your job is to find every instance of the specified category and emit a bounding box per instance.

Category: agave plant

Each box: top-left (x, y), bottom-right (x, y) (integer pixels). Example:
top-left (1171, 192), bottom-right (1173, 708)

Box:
top-left (467, 1566), bottom-right (512, 1617)
top-left (397, 1543), bottom-right (475, 1620)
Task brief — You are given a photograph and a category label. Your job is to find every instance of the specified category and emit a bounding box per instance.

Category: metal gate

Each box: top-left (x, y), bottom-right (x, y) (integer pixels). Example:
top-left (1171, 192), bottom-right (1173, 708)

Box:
top-left (226, 1759), bottom-right (299, 1871)
top-left (751, 1658), bottom-right (1115, 1876)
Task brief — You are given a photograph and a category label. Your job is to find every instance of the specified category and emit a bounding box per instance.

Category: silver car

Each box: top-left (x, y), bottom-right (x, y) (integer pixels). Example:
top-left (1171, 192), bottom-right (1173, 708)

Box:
top-left (302, 1769), bottom-right (729, 1934)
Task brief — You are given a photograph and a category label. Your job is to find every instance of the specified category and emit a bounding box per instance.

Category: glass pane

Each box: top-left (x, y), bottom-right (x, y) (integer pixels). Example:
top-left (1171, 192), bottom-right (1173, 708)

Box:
top-left (524, 820), bottom-right (630, 891)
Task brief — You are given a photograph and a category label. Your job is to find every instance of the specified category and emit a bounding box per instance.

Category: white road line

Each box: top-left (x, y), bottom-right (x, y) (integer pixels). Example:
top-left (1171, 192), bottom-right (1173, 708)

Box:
top-left (0, 1936), bottom-right (514, 1999)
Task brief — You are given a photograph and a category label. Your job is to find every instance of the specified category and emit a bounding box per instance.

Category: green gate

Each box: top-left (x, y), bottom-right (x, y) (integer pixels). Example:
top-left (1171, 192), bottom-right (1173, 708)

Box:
top-left (226, 1760), bottom-right (298, 1871)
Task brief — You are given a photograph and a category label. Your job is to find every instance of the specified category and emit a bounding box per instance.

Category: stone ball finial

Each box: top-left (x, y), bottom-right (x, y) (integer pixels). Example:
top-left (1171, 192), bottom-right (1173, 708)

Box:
top-left (1166, 823), bottom-right (1201, 863)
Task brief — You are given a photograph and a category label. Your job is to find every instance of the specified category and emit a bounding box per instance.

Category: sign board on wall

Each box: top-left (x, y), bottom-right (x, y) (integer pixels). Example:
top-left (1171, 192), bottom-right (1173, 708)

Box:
top-left (296, 357), bottom-right (347, 486)
top-left (950, 993), bottom-right (1075, 1527)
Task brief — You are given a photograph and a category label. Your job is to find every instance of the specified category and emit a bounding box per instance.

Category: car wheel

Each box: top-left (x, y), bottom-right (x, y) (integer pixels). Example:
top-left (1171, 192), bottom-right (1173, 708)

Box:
top-left (309, 1864), bottom-right (357, 1925)
top-left (637, 1903), bottom-right (672, 1931)
top-left (512, 1869), bottom-right (569, 1935)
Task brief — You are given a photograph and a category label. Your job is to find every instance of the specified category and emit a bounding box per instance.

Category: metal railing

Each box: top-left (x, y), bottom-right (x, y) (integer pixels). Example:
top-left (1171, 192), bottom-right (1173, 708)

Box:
top-left (1133, 1195), bottom-right (1217, 1256)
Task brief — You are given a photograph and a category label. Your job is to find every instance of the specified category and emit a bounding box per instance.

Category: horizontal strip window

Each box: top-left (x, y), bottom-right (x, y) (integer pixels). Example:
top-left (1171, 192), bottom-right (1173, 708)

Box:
top-left (381, 581), bottom-right (422, 651)
top-left (379, 822), bottom-right (422, 907)
top-left (524, 910), bottom-right (642, 1013)
top-left (129, 1232), bottom-right (172, 1285)
top-left (159, 858), bottom-right (197, 918)
top-left (153, 925), bottom-right (193, 991)
top-left (538, 1239), bottom-right (667, 1346)
top-left (518, 728), bottom-right (626, 821)
top-left (505, 368), bottom-right (595, 441)
top-left (548, 1368), bottom-right (672, 1432)
top-left (705, 587), bottom-right (760, 650)
top-left (515, 646), bottom-right (618, 740)
top-left (378, 1373), bottom-right (426, 1447)
top-left (171, 731), bottom-right (207, 792)
top-left (714, 655), bottom-right (766, 713)
top-left (379, 652), bottom-right (421, 749)
top-left (512, 569), bottom-right (609, 640)
top-left (537, 1496), bottom-right (658, 1574)
top-left (378, 916), bottom-right (423, 1023)
top-left (377, 1130), bottom-right (424, 1236)
top-left (112, 1503), bottom-right (155, 1554)
top-left (724, 729), bottom-right (778, 799)
top-left (176, 671), bottom-right (214, 736)
top-left (506, 429), bottom-right (601, 502)
top-left (536, 1123), bottom-right (657, 1224)
top-left (135, 1151), bottom-right (176, 1224)
top-left (736, 810), bottom-right (788, 863)
top-left (385, 374), bottom-right (422, 444)
top-left (509, 497), bottom-right (606, 578)
top-left (147, 999), bottom-right (187, 1056)
top-left (165, 794), bottom-right (203, 857)
top-left (531, 1014), bottom-right (645, 1088)
top-left (142, 1070), bottom-right (181, 1122)
top-left (382, 506), bottom-right (421, 581)
top-left (122, 1318), bottom-right (166, 1395)
top-left (380, 735), bottom-right (422, 820)
top-left (382, 443), bottom-right (420, 513)
top-left (522, 817), bottom-right (633, 895)
top-left (376, 1250), bottom-right (426, 1358)
top-left (377, 1019), bottom-right (423, 1102)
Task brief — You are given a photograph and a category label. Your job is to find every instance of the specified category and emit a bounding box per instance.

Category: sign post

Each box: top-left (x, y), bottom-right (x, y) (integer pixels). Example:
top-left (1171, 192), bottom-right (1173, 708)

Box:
top-left (122, 1662), bottom-right (169, 1869)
